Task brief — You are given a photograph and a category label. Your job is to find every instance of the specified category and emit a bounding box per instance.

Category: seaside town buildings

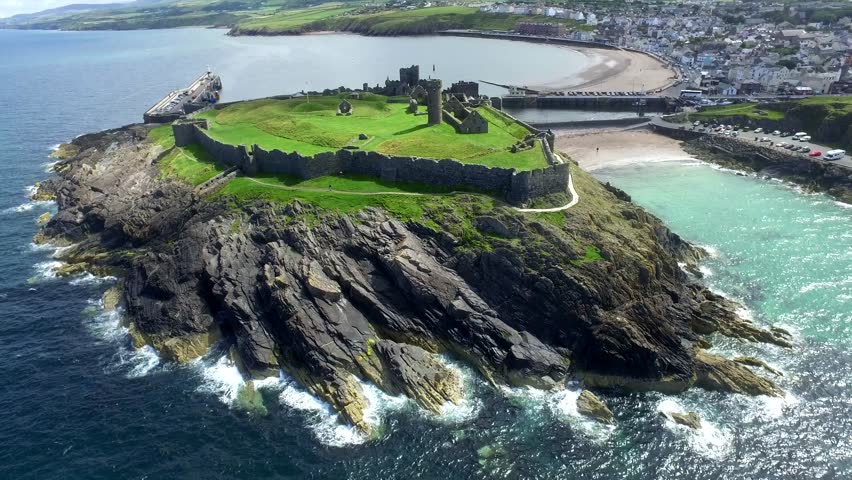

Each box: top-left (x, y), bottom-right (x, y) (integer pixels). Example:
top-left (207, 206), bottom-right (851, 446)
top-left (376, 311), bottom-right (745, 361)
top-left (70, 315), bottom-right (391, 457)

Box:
top-left (470, 0), bottom-right (852, 95)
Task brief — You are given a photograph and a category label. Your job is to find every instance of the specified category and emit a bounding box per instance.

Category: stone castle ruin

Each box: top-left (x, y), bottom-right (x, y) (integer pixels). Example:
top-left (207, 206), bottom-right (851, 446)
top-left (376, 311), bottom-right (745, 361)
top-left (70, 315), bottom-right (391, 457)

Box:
top-left (442, 94), bottom-right (488, 134)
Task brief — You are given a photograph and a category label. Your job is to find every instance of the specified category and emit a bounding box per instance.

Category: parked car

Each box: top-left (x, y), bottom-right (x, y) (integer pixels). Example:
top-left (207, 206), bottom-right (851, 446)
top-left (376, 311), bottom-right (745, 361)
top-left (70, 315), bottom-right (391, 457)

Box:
top-left (781, 132), bottom-right (791, 137)
top-left (809, 151), bottom-right (822, 157)
top-left (801, 135), bottom-right (812, 142)
top-left (754, 128), bottom-right (764, 133)
top-left (776, 143), bottom-right (785, 147)
top-left (761, 137), bottom-right (771, 142)
top-left (800, 147), bottom-right (811, 153)
top-left (772, 130), bottom-right (781, 135)
top-left (824, 149), bottom-right (846, 161)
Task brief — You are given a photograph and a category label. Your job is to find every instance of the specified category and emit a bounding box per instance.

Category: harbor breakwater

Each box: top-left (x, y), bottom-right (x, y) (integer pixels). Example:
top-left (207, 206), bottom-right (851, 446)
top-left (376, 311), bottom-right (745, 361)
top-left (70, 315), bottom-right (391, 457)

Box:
top-left (173, 120), bottom-right (570, 205)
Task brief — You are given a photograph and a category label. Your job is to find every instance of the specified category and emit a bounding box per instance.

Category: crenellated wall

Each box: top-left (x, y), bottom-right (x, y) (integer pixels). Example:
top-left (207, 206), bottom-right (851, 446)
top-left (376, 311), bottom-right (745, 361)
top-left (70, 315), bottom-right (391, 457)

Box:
top-left (173, 120), bottom-right (569, 205)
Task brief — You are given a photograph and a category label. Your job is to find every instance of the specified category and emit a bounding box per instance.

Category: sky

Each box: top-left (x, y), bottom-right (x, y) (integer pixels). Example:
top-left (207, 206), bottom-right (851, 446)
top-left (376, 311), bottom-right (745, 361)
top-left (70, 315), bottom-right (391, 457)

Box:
top-left (0, 0), bottom-right (128, 19)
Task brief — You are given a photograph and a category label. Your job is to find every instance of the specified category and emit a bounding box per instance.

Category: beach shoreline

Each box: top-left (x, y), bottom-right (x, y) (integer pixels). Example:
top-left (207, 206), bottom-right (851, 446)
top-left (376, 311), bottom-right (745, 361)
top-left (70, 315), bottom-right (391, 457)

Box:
top-left (554, 127), bottom-right (694, 172)
top-left (528, 46), bottom-right (678, 93)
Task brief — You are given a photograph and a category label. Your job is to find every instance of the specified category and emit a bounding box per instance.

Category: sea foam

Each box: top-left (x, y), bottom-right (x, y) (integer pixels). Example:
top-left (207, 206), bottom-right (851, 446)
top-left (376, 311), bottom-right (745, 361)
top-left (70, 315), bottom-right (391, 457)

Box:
top-left (656, 398), bottom-right (732, 459)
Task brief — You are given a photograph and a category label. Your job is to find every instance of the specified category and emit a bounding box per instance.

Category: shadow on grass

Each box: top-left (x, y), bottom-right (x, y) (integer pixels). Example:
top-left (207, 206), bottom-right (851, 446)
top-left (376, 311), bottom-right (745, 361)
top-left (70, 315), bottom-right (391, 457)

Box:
top-left (392, 124), bottom-right (430, 136)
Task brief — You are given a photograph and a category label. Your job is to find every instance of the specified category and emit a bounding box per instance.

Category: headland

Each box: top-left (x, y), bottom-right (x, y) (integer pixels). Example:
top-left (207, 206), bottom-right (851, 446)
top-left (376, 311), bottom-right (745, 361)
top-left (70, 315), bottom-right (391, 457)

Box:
top-left (30, 66), bottom-right (794, 435)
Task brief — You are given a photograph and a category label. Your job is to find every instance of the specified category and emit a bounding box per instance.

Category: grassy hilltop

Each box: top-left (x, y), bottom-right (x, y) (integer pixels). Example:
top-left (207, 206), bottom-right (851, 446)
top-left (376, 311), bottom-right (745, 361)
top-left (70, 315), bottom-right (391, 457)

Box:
top-left (231, 5), bottom-right (592, 36)
top-left (196, 94), bottom-right (547, 170)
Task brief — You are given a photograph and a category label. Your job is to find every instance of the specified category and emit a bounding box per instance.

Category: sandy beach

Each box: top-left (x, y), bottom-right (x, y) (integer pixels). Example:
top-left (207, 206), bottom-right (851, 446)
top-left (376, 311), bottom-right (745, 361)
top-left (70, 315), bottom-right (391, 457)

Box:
top-left (529, 47), bottom-right (678, 93)
top-left (554, 128), bottom-right (695, 171)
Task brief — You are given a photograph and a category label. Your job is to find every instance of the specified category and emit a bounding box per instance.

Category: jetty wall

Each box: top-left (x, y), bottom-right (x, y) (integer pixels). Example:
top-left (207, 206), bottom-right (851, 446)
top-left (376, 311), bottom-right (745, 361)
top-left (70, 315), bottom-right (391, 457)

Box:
top-left (172, 120), bottom-right (569, 205)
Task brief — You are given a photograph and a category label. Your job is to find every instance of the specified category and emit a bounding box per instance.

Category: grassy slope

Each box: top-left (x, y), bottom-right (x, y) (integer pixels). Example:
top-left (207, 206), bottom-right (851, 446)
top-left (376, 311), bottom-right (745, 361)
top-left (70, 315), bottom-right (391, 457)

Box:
top-left (231, 5), bottom-right (592, 35)
top-left (159, 145), bottom-right (227, 186)
top-left (198, 96), bottom-right (547, 170)
top-left (231, 4), bottom-right (354, 33)
top-left (150, 124), bottom-right (226, 186)
top-left (691, 103), bottom-right (785, 121)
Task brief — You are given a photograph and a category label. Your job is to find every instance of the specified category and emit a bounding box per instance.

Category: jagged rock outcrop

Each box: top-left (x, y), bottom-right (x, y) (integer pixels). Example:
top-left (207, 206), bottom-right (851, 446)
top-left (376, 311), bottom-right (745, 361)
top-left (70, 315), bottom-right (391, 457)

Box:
top-left (694, 350), bottom-right (783, 397)
top-left (669, 411), bottom-right (702, 429)
top-left (34, 125), bottom-right (790, 433)
top-left (576, 389), bottom-right (614, 424)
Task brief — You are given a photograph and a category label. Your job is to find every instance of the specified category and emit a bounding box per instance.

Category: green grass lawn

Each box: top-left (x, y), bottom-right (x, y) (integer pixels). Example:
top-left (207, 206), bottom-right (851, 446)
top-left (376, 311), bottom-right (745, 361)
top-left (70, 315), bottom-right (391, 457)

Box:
top-left (148, 124), bottom-right (176, 149)
top-left (247, 173), bottom-right (488, 194)
top-left (158, 145), bottom-right (226, 186)
top-left (197, 95), bottom-right (546, 170)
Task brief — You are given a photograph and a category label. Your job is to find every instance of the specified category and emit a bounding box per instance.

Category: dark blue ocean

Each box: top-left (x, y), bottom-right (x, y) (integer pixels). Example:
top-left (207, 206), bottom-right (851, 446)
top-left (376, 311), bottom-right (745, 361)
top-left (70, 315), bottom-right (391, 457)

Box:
top-left (1, 29), bottom-right (851, 479)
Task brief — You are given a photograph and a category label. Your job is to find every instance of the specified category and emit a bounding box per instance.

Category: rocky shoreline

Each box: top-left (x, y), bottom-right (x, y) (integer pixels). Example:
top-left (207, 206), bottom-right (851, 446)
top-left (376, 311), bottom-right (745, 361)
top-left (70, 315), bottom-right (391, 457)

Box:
top-left (34, 124), bottom-right (794, 433)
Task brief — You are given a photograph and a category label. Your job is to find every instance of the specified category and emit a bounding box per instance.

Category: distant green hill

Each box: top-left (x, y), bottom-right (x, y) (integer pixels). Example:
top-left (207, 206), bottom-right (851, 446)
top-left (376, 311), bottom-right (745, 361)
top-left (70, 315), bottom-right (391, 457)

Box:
top-left (1, 1), bottom-right (589, 35)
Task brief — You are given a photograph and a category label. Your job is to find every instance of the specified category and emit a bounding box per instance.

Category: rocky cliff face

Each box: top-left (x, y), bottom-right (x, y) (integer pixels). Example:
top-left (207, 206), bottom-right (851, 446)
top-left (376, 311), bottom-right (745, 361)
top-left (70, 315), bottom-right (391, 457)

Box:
top-left (35, 125), bottom-right (792, 433)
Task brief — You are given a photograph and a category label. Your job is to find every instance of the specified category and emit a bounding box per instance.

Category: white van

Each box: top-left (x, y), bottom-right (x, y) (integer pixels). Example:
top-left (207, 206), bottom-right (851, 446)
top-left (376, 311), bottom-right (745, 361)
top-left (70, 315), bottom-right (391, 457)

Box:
top-left (792, 132), bottom-right (807, 140)
top-left (824, 149), bottom-right (846, 161)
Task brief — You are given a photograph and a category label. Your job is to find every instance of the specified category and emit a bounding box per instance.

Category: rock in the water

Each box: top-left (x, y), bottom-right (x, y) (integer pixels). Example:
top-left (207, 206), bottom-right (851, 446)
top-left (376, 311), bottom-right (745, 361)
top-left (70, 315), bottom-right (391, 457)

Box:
top-left (695, 351), bottom-right (782, 397)
top-left (36, 212), bottom-right (51, 225)
top-left (734, 356), bottom-right (782, 376)
top-left (576, 389), bottom-right (614, 424)
top-left (669, 411), bottom-right (701, 429)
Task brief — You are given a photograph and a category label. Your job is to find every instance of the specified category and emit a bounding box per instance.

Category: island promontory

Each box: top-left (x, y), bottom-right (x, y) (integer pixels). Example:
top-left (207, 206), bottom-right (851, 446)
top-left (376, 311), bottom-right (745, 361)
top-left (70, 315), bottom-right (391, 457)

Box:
top-left (33, 72), bottom-right (791, 433)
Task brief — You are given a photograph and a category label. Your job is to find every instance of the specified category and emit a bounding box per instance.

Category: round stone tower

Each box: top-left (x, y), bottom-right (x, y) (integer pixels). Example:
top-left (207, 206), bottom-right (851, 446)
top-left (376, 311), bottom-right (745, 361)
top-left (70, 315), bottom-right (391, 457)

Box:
top-left (423, 79), bottom-right (443, 126)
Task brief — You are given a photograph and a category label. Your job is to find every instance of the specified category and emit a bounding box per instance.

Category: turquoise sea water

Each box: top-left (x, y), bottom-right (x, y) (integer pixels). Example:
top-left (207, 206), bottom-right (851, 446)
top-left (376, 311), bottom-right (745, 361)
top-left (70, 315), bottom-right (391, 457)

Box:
top-left (597, 161), bottom-right (852, 343)
top-left (1, 28), bottom-right (851, 479)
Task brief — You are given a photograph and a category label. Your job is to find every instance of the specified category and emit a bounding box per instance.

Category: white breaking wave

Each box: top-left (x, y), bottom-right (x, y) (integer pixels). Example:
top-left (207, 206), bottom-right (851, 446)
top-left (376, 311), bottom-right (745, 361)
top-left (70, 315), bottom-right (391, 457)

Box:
top-left (41, 160), bottom-right (59, 173)
top-left (698, 244), bottom-right (721, 258)
top-left (698, 265), bottom-right (714, 277)
top-left (69, 273), bottom-right (118, 286)
top-left (82, 300), bottom-right (163, 379)
top-left (798, 277), bottom-right (852, 294)
top-left (425, 359), bottom-right (482, 425)
top-left (31, 260), bottom-right (65, 281)
top-left (735, 305), bottom-right (755, 322)
top-left (196, 356), bottom-right (245, 405)
top-left (500, 383), bottom-right (615, 440)
top-left (656, 398), bottom-right (732, 459)
top-left (1, 200), bottom-right (54, 215)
